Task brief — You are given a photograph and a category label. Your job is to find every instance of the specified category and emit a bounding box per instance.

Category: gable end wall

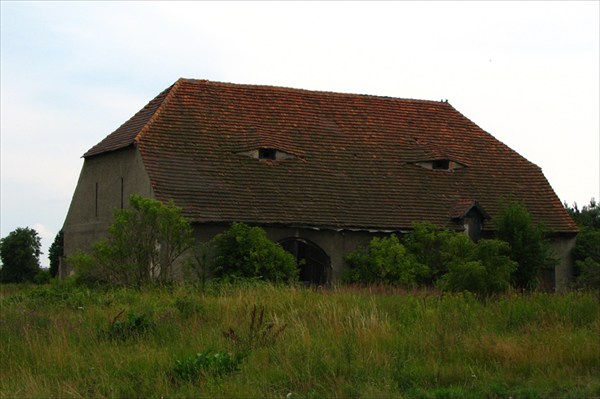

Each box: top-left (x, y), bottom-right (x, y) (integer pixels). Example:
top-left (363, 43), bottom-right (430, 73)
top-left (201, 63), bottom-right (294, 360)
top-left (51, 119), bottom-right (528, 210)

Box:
top-left (60, 147), bottom-right (154, 276)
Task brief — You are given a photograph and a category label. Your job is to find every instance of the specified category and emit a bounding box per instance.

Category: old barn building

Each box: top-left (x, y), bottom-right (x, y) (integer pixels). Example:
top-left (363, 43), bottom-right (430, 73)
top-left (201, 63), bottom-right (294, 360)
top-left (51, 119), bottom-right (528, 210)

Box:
top-left (62, 78), bottom-right (578, 289)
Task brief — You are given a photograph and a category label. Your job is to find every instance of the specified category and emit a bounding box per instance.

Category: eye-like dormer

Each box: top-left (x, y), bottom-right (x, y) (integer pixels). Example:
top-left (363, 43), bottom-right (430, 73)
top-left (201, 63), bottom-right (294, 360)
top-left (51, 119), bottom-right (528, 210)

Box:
top-left (414, 159), bottom-right (465, 172)
top-left (258, 148), bottom-right (277, 160)
top-left (236, 148), bottom-right (296, 162)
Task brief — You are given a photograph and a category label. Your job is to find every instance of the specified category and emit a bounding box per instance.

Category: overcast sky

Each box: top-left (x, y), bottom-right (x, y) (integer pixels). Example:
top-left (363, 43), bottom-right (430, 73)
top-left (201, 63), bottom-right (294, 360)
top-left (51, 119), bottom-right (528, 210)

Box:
top-left (1, 1), bottom-right (599, 266)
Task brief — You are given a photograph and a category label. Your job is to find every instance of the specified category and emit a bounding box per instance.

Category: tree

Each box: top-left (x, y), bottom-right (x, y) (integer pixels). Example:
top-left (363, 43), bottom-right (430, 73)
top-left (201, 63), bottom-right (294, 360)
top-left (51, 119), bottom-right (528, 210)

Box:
top-left (495, 200), bottom-right (556, 291)
top-left (69, 195), bottom-right (194, 286)
top-left (210, 222), bottom-right (298, 283)
top-left (48, 229), bottom-right (64, 278)
top-left (0, 227), bottom-right (42, 283)
top-left (565, 199), bottom-right (600, 290)
top-left (565, 198), bottom-right (600, 229)
top-left (108, 195), bottom-right (194, 282)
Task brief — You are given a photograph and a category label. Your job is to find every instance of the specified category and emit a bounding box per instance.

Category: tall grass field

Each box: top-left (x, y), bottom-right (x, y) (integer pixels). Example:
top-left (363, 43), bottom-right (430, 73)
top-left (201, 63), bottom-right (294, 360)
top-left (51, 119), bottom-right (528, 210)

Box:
top-left (1, 282), bottom-right (599, 398)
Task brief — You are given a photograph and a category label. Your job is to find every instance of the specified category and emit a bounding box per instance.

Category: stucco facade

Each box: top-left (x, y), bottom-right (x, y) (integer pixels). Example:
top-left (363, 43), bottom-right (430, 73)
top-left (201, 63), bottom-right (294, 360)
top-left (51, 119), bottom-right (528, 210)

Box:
top-left (549, 235), bottom-right (577, 292)
top-left (61, 147), bottom-right (153, 277)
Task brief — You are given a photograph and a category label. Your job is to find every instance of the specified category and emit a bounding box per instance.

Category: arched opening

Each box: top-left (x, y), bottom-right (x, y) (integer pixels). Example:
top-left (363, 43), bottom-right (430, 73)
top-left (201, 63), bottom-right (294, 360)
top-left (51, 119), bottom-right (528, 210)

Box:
top-left (278, 238), bottom-right (329, 285)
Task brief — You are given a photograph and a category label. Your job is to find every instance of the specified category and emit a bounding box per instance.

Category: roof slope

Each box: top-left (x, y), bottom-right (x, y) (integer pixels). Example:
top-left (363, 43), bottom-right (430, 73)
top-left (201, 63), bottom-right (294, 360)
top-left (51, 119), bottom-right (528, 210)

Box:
top-left (84, 78), bottom-right (578, 233)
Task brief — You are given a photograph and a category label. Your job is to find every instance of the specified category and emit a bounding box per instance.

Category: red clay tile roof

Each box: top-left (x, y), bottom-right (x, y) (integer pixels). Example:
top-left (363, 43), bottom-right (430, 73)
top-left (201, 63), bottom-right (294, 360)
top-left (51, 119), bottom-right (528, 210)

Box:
top-left (450, 199), bottom-right (490, 220)
top-left (85, 78), bottom-right (578, 234)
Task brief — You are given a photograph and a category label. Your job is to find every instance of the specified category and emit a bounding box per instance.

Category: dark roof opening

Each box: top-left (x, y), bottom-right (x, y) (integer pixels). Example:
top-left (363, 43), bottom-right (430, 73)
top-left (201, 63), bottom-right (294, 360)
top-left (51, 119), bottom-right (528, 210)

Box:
top-left (258, 148), bottom-right (277, 160)
top-left (432, 159), bottom-right (450, 170)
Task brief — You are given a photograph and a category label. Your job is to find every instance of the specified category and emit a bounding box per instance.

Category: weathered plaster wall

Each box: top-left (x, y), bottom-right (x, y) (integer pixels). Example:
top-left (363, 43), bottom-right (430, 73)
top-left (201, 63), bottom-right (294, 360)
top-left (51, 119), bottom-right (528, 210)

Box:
top-left (61, 147), bottom-right (153, 276)
top-left (550, 235), bottom-right (577, 292)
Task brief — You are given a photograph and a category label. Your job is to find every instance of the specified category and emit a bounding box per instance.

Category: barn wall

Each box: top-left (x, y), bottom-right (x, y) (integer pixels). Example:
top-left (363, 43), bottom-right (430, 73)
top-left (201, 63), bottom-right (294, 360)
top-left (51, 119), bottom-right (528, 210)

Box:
top-left (60, 147), bottom-right (154, 276)
top-left (549, 235), bottom-right (577, 292)
top-left (191, 224), bottom-right (382, 283)
top-left (191, 224), bottom-right (578, 290)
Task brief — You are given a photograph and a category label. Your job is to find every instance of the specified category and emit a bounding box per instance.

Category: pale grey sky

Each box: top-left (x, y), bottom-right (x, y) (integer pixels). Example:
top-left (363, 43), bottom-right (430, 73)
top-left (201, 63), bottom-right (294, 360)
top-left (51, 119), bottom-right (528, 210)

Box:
top-left (1, 1), bottom-right (599, 266)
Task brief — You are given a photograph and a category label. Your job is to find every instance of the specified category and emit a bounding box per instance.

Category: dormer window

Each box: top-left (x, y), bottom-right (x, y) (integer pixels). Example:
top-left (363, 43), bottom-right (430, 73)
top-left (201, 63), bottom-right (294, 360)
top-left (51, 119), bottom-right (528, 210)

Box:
top-left (432, 160), bottom-right (450, 170)
top-left (236, 148), bottom-right (297, 162)
top-left (414, 159), bottom-right (465, 172)
top-left (258, 148), bottom-right (277, 160)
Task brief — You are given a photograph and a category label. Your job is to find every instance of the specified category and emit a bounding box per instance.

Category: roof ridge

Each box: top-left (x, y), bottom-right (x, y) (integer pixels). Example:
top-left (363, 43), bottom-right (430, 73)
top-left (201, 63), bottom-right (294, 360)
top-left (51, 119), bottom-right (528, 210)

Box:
top-left (133, 78), bottom-right (183, 144)
top-left (179, 77), bottom-right (446, 105)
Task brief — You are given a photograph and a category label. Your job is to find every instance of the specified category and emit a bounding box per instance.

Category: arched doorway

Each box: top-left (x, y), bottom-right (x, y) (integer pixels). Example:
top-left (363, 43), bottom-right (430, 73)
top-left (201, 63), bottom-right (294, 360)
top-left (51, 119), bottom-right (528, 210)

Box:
top-left (279, 238), bottom-right (330, 285)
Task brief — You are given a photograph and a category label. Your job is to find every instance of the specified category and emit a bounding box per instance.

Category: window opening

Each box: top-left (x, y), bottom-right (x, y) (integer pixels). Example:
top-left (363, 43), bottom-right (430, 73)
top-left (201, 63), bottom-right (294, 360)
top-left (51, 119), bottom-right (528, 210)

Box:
top-left (120, 177), bottom-right (124, 209)
top-left (432, 160), bottom-right (450, 170)
top-left (279, 238), bottom-right (329, 286)
top-left (258, 148), bottom-right (277, 160)
top-left (95, 182), bottom-right (99, 217)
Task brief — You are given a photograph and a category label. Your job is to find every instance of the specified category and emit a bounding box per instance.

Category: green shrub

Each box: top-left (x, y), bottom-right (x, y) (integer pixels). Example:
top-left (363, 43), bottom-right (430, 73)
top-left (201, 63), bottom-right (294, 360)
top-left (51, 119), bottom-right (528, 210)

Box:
top-left (33, 269), bottom-right (51, 285)
top-left (344, 223), bottom-right (516, 295)
top-left (68, 195), bottom-right (193, 287)
top-left (173, 350), bottom-right (243, 383)
top-left (103, 310), bottom-right (155, 340)
top-left (343, 234), bottom-right (428, 286)
top-left (68, 241), bottom-right (138, 287)
top-left (174, 295), bottom-right (205, 319)
top-left (210, 222), bottom-right (298, 283)
top-left (403, 222), bottom-right (458, 284)
top-left (437, 237), bottom-right (516, 296)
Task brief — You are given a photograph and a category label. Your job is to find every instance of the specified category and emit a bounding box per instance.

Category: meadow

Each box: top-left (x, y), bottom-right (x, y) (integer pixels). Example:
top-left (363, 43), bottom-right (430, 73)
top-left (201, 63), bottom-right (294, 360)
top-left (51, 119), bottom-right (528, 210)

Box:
top-left (1, 282), bottom-right (599, 399)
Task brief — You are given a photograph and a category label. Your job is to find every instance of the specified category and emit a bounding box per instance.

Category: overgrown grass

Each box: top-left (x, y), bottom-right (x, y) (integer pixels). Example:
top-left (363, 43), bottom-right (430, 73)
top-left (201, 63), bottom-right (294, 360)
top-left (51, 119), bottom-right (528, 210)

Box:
top-left (1, 281), bottom-right (599, 398)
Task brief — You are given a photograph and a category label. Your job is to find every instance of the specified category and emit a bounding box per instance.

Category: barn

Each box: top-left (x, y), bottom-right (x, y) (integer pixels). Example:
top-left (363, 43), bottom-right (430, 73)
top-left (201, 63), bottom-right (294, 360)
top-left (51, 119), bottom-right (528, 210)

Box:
top-left (61, 78), bottom-right (578, 289)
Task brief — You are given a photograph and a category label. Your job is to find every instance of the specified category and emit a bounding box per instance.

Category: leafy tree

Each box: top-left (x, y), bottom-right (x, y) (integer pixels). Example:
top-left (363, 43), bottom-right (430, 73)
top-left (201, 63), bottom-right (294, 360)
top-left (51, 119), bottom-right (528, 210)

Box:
top-left (210, 222), bottom-right (298, 283)
top-left (565, 198), bottom-right (600, 229)
top-left (573, 257), bottom-right (600, 291)
top-left (109, 195), bottom-right (194, 282)
top-left (48, 229), bottom-right (64, 278)
top-left (69, 195), bottom-right (194, 286)
top-left (565, 199), bottom-right (600, 290)
top-left (343, 234), bottom-right (428, 286)
top-left (495, 200), bottom-right (556, 291)
top-left (0, 227), bottom-right (42, 283)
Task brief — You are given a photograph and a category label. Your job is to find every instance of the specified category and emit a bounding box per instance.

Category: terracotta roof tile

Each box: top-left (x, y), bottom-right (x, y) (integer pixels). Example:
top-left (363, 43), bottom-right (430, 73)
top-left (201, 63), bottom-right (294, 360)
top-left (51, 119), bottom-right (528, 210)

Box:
top-left (84, 78), bottom-right (578, 233)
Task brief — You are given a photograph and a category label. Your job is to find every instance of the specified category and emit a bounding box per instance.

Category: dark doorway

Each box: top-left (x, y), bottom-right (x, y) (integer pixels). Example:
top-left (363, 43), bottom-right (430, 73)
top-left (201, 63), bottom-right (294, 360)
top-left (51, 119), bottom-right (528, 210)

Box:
top-left (279, 238), bottom-right (329, 285)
